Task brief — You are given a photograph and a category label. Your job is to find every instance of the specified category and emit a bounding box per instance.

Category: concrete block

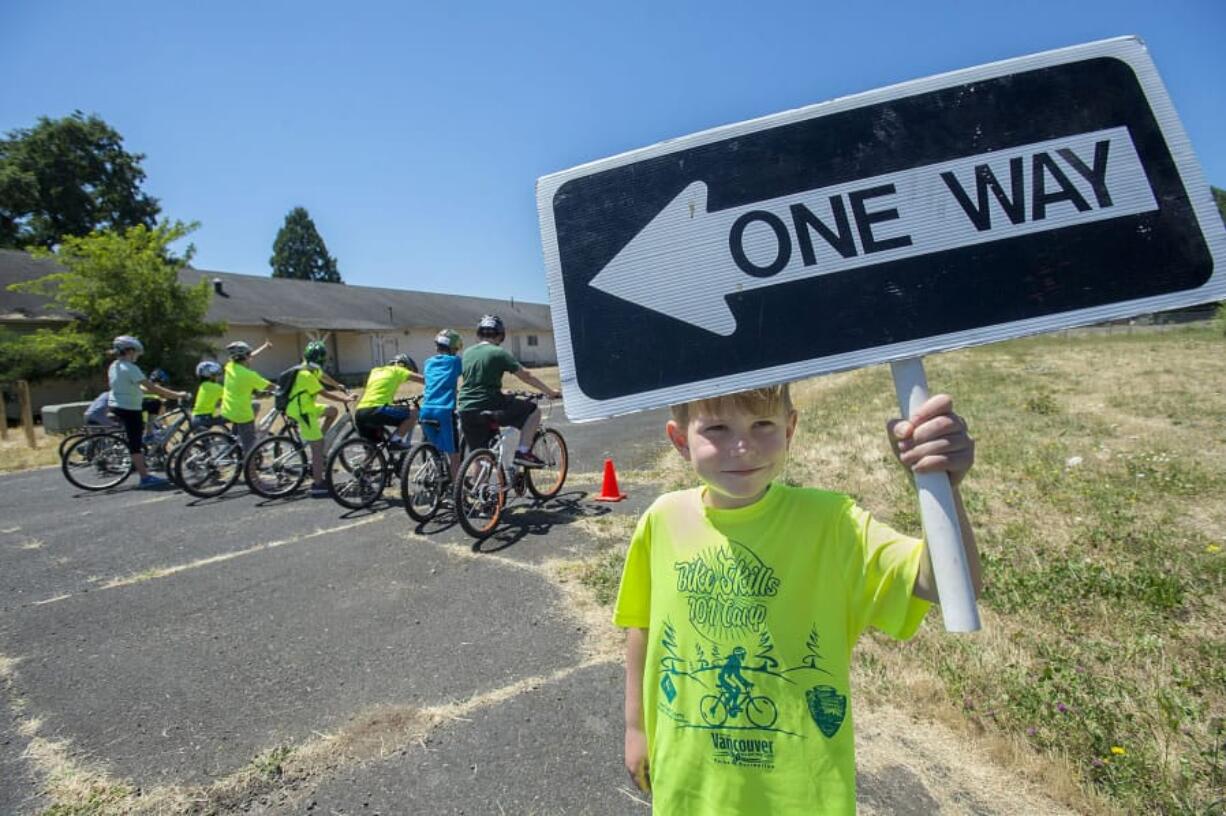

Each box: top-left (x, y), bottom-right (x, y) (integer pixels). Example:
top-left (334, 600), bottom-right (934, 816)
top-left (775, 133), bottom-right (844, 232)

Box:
top-left (41, 402), bottom-right (92, 433)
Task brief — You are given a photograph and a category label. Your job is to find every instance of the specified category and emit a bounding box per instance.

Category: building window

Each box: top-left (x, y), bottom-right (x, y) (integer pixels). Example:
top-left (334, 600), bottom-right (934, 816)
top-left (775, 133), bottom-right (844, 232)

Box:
top-left (527, 335), bottom-right (539, 347)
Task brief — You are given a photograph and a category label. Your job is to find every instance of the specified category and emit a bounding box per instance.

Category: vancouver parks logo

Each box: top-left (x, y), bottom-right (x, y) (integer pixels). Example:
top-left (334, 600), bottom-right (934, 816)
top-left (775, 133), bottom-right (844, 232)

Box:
top-left (673, 540), bottom-right (780, 640)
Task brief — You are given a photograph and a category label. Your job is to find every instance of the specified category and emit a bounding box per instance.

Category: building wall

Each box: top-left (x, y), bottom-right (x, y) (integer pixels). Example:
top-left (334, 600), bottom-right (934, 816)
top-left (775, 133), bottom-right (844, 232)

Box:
top-left (511, 330), bottom-right (557, 366)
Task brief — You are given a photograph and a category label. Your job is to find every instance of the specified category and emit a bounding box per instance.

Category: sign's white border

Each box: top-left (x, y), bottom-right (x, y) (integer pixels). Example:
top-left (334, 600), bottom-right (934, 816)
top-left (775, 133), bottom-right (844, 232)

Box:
top-left (537, 36), bottom-right (1226, 421)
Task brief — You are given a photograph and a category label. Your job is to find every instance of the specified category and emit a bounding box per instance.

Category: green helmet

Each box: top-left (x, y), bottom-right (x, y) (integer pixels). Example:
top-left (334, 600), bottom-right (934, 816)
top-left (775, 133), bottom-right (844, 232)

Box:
top-left (435, 329), bottom-right (463, 352)
top-left (303, 340), bottom-right (327, 365)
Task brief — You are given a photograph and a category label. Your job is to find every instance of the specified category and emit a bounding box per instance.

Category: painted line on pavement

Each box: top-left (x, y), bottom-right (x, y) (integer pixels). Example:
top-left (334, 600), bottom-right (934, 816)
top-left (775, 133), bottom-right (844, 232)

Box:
top-left (24, 514), bottom-right (391, 607)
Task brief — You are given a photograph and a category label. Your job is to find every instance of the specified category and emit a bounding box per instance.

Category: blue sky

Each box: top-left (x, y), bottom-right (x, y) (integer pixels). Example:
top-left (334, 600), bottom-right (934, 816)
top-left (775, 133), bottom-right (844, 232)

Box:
top-left (3, 1), bottom-right (1223, 303)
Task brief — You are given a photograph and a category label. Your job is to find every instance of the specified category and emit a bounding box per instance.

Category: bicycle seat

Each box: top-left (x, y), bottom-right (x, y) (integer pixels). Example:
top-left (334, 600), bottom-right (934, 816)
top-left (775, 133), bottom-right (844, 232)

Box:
top-left (420, 418), bottom-right (441, 428)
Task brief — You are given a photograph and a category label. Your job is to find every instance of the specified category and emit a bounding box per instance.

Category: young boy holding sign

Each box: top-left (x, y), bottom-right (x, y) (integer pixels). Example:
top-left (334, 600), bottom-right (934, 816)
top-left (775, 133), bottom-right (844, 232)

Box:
top-left (614, 383), bottom-right (981, 814)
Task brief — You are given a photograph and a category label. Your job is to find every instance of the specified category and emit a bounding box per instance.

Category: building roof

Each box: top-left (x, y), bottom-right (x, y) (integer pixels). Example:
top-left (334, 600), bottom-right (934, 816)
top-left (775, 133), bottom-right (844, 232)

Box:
top-left (0, 249), bottom-right (553, 333)
top-left (183, 268), bottom-right (553, 333)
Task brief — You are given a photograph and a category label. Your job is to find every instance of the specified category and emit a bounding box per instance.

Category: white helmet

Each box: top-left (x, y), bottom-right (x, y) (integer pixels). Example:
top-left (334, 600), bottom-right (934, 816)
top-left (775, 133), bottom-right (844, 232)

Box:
top-left (225, 341), bottom-right (253, 360)
top-left (195, 361), bottom-right (223, 378)
top-left (112, 335), bottom-right (144, 354)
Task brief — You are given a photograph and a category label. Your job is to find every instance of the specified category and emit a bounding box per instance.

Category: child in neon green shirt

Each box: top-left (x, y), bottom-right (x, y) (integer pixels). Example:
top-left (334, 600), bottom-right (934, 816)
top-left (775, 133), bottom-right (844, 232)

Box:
top-left (190, 360), bottom-right (226, 432)
top-left (615, 384), bottom-right (982, 815)
top-left (285, 340), bottom-right (354, 496)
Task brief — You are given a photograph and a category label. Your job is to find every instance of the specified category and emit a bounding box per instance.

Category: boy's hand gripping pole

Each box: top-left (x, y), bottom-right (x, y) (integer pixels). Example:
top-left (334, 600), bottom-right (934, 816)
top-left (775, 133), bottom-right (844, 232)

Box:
top-left (890, 357), bottom-right (981, 633)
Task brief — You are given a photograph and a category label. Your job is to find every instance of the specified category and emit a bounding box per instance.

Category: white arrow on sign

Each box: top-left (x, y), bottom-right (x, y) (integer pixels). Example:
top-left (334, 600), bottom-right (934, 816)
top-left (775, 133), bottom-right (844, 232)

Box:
top-left (589, 126), bottom-right (1157, 336)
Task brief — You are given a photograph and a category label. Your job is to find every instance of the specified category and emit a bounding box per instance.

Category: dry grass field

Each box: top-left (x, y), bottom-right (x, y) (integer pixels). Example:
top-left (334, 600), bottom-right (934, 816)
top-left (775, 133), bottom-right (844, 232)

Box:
top-left (581, 327), bottom-right (1225, 815)
top-left (0, 424), bottom-right (57, 473)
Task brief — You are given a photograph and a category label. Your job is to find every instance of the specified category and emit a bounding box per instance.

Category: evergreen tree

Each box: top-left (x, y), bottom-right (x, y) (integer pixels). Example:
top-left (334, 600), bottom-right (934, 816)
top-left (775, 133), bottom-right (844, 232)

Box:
top-left (1213, 186), bottom-right (1226, 226)
top-left (0, 112), bottom-right (160, 250)
top-left (269, 207), bottom-right (342, 283)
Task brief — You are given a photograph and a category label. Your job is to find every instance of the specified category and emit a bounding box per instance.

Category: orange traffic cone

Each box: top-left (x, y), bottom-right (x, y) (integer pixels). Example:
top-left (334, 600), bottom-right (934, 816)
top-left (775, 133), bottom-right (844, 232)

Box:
top-left (594, 457), bottom-right (627, 502)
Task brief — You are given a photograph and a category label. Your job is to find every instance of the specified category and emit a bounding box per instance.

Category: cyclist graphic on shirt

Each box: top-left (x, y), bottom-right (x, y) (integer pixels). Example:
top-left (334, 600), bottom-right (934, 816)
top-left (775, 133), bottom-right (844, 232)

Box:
top-left (717, 646), bottom-right (753, 715)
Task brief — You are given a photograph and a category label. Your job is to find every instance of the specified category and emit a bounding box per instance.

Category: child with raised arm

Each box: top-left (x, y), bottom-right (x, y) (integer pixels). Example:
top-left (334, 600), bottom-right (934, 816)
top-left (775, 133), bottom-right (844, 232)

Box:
top-left (615, 383), bottom-right (981, 814)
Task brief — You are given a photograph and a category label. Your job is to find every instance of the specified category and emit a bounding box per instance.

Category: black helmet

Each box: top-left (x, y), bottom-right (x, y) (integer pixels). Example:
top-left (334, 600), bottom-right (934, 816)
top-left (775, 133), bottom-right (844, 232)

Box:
top-left (477, 314), bottom-right (505, 338)
top-left (389, 353), bottom-right (417, 372)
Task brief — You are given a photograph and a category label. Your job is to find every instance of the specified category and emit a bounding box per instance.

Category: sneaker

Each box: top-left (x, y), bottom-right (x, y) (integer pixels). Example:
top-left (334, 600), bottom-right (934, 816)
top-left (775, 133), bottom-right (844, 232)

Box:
top-left (138, 475), bottom-right (168, 489)
top-left (308, 482), bottom-right (330, 498)
top-left (513, 450), bottom-right (545, 468)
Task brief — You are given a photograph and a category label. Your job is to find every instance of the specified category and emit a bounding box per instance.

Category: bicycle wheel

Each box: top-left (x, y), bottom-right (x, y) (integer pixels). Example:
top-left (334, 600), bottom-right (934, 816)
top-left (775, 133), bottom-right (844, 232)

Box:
top-left (700, 694), bottom-right (729, 727)
top-left (158, 415), bottom-right (190, 459)
top-left (453, 449), bottom-right (505, 538)
top-left (178, 432), bottom-right (243, 498)
top-left (401, 442), bottom-right (446, 522)
top-left (325, 438), bottom-right (389, 509)
top-left (746, 695), bottom-right (779, 728)
top-left (525, 428), bottom-right (569, 500)
top-left (58, 432), bottom-right (85, 460)
top-left (244, 435), bottom-right (309, 499)
top-left (324, 413), bottom-right (357, 461)
top-left (166, 438), bottom-right (190, 488)
top-left (61, 433), bottom-right (134, 491)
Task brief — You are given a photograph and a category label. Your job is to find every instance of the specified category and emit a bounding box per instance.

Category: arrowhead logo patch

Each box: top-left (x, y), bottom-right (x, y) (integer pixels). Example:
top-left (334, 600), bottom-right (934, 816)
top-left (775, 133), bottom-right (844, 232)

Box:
top-left (805, 685), bottom-right (847, 738)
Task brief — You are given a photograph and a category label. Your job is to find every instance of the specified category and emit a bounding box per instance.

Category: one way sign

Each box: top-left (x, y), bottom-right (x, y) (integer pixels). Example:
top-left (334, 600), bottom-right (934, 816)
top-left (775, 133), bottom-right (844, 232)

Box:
top-left (537, 37), bottom-right (1226, 421)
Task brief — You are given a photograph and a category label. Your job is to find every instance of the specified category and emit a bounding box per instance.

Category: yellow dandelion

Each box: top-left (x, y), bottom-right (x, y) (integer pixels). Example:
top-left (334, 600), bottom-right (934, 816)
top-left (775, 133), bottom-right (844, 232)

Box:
top-left (1207, 544), bottom-right (1222, 554)
top-left (1110, 746), bottom-right (1126, 756)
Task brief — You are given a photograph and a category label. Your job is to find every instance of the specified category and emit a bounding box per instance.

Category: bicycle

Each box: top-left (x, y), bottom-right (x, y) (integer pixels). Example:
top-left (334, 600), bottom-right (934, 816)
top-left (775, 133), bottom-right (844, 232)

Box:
top-left (58, 398), bottom-right (188, 460)
top-left (324, 397), bottom-right (420, 510)
top-left (400, 410), bottom-right (467, 523)
top-left (700, 686), bottom-right (779, 729)
top-left (60, 405), bottom-right (191, 491)
top-left (245, 400), bottom-right (361, 500)
top-left (58, 423), bottom-right (117, 460)
top-left (175, 404), bottom-right (285, 498)
top-left (452, 392), bottom-right (568, 539)
top-left (166, 402), bottom-right (273, 489)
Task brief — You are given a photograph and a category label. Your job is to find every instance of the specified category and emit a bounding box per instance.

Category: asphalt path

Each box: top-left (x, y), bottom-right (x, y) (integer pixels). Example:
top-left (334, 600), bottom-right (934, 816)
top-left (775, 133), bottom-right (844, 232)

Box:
top-left (0, 407), bottom-right (668, 813)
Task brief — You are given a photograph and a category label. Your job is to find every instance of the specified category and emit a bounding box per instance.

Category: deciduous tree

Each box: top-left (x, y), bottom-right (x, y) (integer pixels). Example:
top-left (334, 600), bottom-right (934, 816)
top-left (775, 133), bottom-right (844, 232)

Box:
top-left (0, 112), bottom-right (160, 250)
top-left (2, 222), bottom-right (224, 383)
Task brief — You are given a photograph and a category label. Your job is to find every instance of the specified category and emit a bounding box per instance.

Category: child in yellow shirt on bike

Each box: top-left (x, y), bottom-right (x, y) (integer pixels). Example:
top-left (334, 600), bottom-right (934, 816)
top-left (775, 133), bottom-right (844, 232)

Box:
top-left (285, 340), bottom-right (355, 497)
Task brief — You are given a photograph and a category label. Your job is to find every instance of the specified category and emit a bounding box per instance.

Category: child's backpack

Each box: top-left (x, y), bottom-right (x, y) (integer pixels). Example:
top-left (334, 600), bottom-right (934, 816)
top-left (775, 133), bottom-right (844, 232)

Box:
top-left (273, 364), bottom-right (306, 412)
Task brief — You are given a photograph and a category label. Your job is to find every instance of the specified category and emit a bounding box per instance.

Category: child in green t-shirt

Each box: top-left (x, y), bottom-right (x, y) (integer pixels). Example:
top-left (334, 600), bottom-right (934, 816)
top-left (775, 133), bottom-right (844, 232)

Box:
top-left (286, 341), bottom-right (354, 496)
top-left (221, 341), bottom-right (274, 453)
top-left (614, 384), bottom-right (981, 815)
top-left (190, 361), bottom-right (226, 432)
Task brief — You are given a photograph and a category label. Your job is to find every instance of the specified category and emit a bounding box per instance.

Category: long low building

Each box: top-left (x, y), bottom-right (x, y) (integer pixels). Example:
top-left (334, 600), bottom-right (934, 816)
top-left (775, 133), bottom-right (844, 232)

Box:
top-left (0, 249), bottom-right (556, 416)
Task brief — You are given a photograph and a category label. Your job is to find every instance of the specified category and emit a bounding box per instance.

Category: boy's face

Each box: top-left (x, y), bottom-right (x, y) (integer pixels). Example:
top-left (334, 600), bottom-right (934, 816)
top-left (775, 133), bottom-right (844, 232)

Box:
top-left (667, 403), bottom-right (797, 510)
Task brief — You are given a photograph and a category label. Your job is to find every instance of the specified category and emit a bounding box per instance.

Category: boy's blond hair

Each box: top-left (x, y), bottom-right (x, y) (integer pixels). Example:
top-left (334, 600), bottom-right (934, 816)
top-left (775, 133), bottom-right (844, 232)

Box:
top-left (669, 384), bottom-right (793, 426)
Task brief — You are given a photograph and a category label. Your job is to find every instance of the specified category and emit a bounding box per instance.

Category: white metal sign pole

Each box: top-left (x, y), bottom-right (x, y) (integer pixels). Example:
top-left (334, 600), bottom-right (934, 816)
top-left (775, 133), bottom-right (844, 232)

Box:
top-left (890, 357), bottom-right (981, 633)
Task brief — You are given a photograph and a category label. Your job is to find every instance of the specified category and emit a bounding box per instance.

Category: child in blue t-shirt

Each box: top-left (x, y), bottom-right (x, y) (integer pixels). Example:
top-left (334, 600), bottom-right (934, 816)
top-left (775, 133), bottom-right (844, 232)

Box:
top-left (419, 329), bottom-right (465, 476)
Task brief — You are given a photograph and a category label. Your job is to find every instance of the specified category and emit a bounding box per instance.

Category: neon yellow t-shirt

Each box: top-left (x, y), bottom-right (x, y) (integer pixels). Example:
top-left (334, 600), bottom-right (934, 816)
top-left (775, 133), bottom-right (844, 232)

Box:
top-left (221, 361), bottom-right (271, 424)
top-left (286, 365), bottom-right (324, 418)
top-left (613, 484), bottom-right (930, 816)
top-left (356, 365), bottom-right (410, 410)
top-left (192, 381), bottom-right (224, 417)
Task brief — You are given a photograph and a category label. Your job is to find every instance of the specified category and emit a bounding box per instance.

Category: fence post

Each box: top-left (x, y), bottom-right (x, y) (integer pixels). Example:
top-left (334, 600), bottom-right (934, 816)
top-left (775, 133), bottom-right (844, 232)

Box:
top-left (17, 380), bottom-right (36, 449)
top-left (0, 385), bottom-right (8, 441)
